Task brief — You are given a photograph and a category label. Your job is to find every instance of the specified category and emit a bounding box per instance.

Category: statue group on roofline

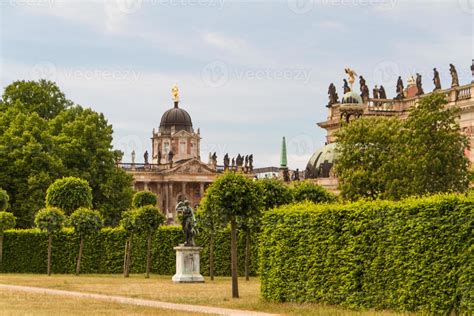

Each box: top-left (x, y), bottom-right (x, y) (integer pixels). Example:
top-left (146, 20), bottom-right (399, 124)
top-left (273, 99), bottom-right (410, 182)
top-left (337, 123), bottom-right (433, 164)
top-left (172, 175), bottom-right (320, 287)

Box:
top-left (326, 64), bottom-right (465, 107)
top-left (222, 153), bottom-right (254, 173)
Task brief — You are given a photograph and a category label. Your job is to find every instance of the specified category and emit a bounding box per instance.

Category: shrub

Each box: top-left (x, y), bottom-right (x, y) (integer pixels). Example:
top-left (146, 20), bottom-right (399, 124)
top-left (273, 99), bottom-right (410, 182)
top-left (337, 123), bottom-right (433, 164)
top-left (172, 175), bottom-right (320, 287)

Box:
top-left (0, 211), bottom-right (16, 266)
top-left (34, 207), bottom-right (65, 275)
top-left (291, 180), bottom-right (336, 204)
top-left (132, 191), bottom-right (157, 208)
top-left (259, 194), bottom-right (473, 314)
top-left (256, 178), bottom-right (293, 210)
top-left (46, 177), bottom-right (92, 215)
top-left (0, 189), bottom-right (9, 211)
top-left (69, 208), bottom-right (103, 275)
top-left (1, 226), bottom-right (258, 276)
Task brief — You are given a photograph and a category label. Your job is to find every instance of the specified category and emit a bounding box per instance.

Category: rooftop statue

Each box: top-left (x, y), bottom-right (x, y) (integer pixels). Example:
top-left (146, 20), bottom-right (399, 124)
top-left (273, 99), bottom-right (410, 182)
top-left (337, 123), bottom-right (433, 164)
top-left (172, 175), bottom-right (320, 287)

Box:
top-left (395, 76), bottom-right (404, 99)
top-left (345, 68), bottom-right (357, 89)
top-left (327, 83), bottom-right (339, 107)
top-left (343, 79), bottom-right (350, 94)
top-left (359, 76), bottom-right (369, 102)
top-left (379, 85), bottom-right (387, 99)
top-left (416, 73), bottom-right (424, 95)
top-left (450, 64), bottom-right (459, 87)
top-left (172, 83), bottom-right (179, 102)
top-left (373, 85), bottom-right (379, 99)
top-left (175, 200), bottom-right (197, 247)
top-left (144, 150), bottom-right (149, 164)
top-left (433, 68), bottom-right (441, 91)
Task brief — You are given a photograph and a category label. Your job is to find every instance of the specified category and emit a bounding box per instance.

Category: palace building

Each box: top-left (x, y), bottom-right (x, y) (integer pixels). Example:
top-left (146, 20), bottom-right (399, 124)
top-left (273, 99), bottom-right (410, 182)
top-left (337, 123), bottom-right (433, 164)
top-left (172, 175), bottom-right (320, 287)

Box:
top-left (306, 64), bottom-right (474, 192)
top-left (119, 86), bottom-right (219, 222)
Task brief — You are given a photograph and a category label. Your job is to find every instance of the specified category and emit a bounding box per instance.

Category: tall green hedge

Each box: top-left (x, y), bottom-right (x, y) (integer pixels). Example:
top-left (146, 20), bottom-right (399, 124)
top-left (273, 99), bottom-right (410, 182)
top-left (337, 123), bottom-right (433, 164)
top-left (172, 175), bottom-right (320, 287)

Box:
top-left (259, 194), bottom-right (473, 314)
top-left (1, 226), bottom-right (258, 276)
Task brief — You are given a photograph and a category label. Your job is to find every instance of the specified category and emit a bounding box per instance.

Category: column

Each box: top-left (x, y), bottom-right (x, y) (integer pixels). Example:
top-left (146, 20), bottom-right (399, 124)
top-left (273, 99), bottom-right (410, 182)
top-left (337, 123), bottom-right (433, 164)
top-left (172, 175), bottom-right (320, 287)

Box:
top-left (169, 182), bottom-right (174, 218)
top-left (199, 182), bottom-right (204, 197)
top-left (144, 181), bottom-right (149, 191)
top-left (164, 183), bottom-right (169, 214)
top-left (182, 182), bottom-right (187, 199)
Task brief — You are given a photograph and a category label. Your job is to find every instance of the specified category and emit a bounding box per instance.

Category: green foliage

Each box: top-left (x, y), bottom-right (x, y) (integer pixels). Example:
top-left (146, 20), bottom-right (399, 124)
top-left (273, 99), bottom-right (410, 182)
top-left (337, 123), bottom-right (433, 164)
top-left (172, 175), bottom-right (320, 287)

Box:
top-left (46, 177), bottom-right (93, 215)
top-left (0, 80), bottom-right (133, 227)
top-left (256, 178), bottom-right (293, 210)
top-left (34, 207), bottom-right (65, 234)
top-left (134, 206), bottom-right (165, 235)
top-left (0, 212), bottom-right (16, 234)
top-left (291, 180), bottom-right (336, 204)
top-left (1, 226), bottom-right (259, 276)
top-left (68, 208), bottom-right (103, 237)
top-left (259, 194), bottom-right (473, 314)
top-left (336, 93), bottom-right (469, 201)
top-left (120, 209), bottom-right (136, 236)
top-left (0, 189), bottom-right (9, 211)
top-left (132, 191), bottom-right (158, 208)
top-left (204, 172), bottom-right (262, 222)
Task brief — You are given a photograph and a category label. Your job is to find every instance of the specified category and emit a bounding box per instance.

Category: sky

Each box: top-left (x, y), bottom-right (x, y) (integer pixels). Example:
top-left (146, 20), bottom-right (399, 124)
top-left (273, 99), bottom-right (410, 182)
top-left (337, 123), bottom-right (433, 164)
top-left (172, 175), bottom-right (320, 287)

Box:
top-left (0, 0), bottom-right (473, 169)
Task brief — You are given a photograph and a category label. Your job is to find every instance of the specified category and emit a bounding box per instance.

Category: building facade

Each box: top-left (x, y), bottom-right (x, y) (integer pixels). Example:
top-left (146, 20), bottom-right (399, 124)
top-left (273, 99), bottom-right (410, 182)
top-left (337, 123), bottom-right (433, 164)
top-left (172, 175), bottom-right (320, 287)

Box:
top-left (119, 88), bottom-right (218, 222)
top-left (306, 65), bottom-right (474, 192)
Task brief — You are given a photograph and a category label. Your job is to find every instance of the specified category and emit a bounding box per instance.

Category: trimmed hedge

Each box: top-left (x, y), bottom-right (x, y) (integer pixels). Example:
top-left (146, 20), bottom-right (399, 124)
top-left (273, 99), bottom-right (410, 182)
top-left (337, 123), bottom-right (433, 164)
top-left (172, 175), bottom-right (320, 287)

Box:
top-left (259, 194), bottom-right (474, 314)
top-left (1, 226), bottom-right (258, 276)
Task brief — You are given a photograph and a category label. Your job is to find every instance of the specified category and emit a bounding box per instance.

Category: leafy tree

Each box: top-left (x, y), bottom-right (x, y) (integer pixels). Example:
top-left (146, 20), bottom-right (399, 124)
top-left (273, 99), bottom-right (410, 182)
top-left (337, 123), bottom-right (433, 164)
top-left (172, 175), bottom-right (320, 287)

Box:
top-left (335, 93), bottom-right (469, 200)
top-left (257, 178), bottom-right (293, 210)
top-left (134, 205), bottom-right (165, 278)
top-left (69, 208), bottom-right (103, 275)
top-left (1, 79), bottom-right (72, 119)
top-left (34, 207), bottom-right (65, 275)
top-left (46, 177), bottom-right (93, 215)
top-left (0, 189), bottom-right (9, 211)
top-left (0, 211), bottom-right (16, 267)
top-left (203, 172), bottom-right (261, 298)
top-left (132, 191), bottom-right (158, 208)
top-left (196, 195), bottom-right (223, 280)
top-left (401, 93), bottom-right (469, 196)
top-left (120, 209), bottom-right (136, 277)
top-left (0, 80), bottom-right (133, 227)
top-left (291, 181), bottom-right (336, 203)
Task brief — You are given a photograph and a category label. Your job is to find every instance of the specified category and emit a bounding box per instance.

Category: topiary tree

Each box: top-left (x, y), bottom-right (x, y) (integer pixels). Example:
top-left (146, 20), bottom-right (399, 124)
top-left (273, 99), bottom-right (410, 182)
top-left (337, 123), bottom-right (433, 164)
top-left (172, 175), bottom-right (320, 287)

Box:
top-left (291, 181), bottom-right (336, 204)
top-left (120, 209), bottom-right (137, 277)
top-left (134, 205), bottom-right (165, 278)
top-left (203, 172), bottom-right (261, 298)
top-left (46, 177), bottom-right (92, 215)
top-left (34, 207), bottom-right (65, 275)
top-left (0, 211), bottom-right (16, 267)
top-left (257, 178), bottom-right (293, 210)
top-left (0, 188), bottom-right (9, 211)
top-left (196, 195), bottom-right (223, 281)
top-left (69, 207), bottom-right (103, 275)
top-left (131, 191), bottom-right (158, 208)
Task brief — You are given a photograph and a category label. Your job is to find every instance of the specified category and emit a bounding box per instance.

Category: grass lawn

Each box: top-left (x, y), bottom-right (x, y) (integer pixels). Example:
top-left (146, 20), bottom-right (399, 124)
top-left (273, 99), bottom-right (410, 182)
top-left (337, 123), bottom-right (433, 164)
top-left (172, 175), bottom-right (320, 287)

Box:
top-left (0, 274), bottom-right (411, 315)
top-left (0, 288), bottom-right (209, 316)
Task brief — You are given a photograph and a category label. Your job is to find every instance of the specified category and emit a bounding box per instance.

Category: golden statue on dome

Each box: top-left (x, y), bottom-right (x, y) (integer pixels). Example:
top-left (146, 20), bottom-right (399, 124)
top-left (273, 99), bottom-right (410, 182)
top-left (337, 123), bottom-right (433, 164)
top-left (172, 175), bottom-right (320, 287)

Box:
top-left (344, 67), bottom-right (357, 89)
top-left (172, 83), bottom-right (179, 102)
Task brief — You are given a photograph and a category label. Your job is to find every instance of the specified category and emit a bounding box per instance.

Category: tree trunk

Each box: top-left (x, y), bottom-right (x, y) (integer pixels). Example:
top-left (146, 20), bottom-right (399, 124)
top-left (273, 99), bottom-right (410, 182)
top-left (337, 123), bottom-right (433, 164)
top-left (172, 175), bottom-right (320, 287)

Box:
top-left (0, 234), bottom-right (3, 268)
top-left (145, 234), bottom-right (152, 278)
top-left (76, 237), bottom-right (84, 275)
top-left (245, 230), bottom-right (250, 281)
top-left (125, 236), bottom-right (133, 277)
top-left (47, 234), bottom-right (52, 276)
top-left (209, 233), bottom-right (214, 281)
top-left (230, 218), bottom-right (239, 298)
top-left (123, 239), bottom-right (129, 277)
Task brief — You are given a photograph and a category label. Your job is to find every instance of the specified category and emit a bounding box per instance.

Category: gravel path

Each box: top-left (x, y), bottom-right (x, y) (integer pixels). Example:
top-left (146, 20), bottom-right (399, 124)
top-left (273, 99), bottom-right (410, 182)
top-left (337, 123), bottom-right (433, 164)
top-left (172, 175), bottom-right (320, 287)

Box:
top-left (0, 283), bottom-right (276, 316)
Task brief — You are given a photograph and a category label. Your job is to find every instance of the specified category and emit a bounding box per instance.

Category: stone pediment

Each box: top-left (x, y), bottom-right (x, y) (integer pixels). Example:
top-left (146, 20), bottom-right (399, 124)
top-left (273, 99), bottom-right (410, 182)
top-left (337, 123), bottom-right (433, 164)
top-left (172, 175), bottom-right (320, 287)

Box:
top-left (164, 158), bottom-right (216, 175)
top-left (172, 129), bottom-right (196, 138)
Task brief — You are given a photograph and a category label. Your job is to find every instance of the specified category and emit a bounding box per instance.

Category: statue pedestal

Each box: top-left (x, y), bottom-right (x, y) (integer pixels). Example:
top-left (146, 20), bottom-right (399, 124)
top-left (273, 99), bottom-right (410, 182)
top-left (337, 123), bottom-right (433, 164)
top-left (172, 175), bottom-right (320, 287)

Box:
top-left (172, 245), bottom-right (204, 283)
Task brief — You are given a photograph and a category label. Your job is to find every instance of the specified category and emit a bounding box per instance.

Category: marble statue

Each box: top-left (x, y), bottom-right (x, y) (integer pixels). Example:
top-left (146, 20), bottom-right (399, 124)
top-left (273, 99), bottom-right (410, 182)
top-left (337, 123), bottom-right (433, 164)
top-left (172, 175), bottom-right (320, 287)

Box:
top-left (450, 64), bottom-right (459, 87)
top-left (175, 200), bottom-right (197, 247)
top-left (416, 73), bottom-right (424, 95)
top-left (131, 150), bottom-right (136, 164)
top-left (144, 150), bottom-right (149, 164)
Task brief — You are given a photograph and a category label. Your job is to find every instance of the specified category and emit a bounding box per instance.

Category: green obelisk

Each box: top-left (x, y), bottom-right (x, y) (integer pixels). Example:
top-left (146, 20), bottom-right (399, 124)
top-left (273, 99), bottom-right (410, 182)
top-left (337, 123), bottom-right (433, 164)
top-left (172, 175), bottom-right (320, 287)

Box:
top-left (280, 136), bottom-right (288, 168)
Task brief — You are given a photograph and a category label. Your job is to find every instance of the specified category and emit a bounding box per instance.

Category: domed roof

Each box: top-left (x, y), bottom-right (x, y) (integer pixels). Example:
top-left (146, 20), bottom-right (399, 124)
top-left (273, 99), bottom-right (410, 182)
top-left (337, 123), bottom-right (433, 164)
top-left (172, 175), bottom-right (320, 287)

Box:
top-left (341, 91), bottom-right (362, 104)
top-left (305, 142), bottom-right (339, 179)
top-left (159, 102), bottom-right (193, 133)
